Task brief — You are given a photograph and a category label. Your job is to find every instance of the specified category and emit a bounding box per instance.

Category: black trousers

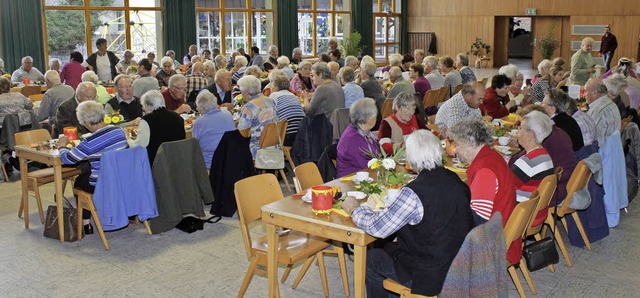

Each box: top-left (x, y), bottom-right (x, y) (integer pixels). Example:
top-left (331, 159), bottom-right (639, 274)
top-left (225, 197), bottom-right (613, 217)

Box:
top-left (73, 161), bottom-right (93, 220)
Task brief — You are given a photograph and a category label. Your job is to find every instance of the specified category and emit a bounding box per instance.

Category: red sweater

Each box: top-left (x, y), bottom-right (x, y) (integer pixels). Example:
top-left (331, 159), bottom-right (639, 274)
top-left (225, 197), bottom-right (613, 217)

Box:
top-left (162, 88), bottom-right (185, 112)
top-left (480, 87), bottom-right (510, 119)
top-left (377, 114), bottom-right (424, 154)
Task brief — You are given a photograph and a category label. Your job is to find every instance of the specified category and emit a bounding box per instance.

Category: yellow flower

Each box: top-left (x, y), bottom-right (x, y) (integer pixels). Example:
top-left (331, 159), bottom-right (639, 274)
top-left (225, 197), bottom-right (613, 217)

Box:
top-left (104, 116), bottom-right (111, 124)
top-left (111, 116), bottom-right (120, 124)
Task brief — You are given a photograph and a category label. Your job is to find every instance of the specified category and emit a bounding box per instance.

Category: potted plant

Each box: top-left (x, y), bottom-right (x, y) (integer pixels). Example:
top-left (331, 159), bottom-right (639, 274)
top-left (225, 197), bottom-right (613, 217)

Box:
top-left (468, 37), bottom-right (492, 68)
top-left (342, 31), bottom-right (364, 58)
top-left (535, 24), bottom-right (560, 60)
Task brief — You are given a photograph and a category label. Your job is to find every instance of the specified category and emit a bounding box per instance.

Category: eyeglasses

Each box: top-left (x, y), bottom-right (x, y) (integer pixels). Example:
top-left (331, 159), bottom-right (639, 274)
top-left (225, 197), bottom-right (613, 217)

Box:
top-left (78, 90), bottom-right (96, 101)
top-left (171, 85), bottom-right (187, 92)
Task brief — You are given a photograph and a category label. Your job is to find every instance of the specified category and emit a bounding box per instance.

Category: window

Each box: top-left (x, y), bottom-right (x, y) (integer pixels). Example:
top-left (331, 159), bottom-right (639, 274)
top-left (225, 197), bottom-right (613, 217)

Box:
top-left (44, 0), bottom-right (163, 65)
top-left (373, 0), bottom-right (401, 64)
top-left (196, 0), bottom-right (274, 56)
top-left (297, 0), bottom-right (351, 58)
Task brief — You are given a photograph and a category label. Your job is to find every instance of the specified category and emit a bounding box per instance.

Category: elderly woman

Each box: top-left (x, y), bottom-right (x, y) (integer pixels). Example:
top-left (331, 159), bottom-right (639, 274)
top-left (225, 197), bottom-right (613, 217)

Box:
top-left (304, 62), bottom-right (345, 119)
top-left (342, 129), bottom-right (473, 297)
top-left (532, 59), bottom-right (552, 84)
top-left (237, 75), bottom-right (278, 158)
top-left (480, 74), bottom-right (514, 118)
top-left (602, 57), bottom-right (637, 80)
top-left (156, 56), bottom-right (177, 88)
top-left (59, 51), bottom-right (85, 89)
top-left (0, 77), bottom-right (34, 121)
top-left (290, 60), bottom-right (315, 94)
top-left (604, 73), bottom-right (630, 118)
top-left (360, 61), bottom-right (386, 113)
top-left (542, 89), bottom-right (585, 151)
top-left (132, 90), bottom-right (185, 164)
top-left (378, 93), bottom-right (425, 155)
top-left (336, 98), bottom-right (380, 177)
top-left (531, 67), bottom-right (566, 103)
top-left (49, 59), bottom-right (61, 73)
top-left (81, 70), bottom-right (110, 104)
top-left (269, 74), bottom-right (305, 146)
top-left (291, 47), bottom-right (303, 65)
top-left (203, 60), bottom-right (217, 85)
top-left (341, 66), bottom-right (364, 108)
top-left (410, 63), bottom-right (432, 99)
top-left (455, 53), bottom-right (477, 84)
top-left (58, 100), bottom-right (128, 234)
top-left (193, 92), bottom-right (235, 169)
top-left (381, 53), bottom-right (403, 77)
top-left (231, 55), bottom-right (248, 84)
top-left (570, 37), bottom-right (596, 85)
top-left (511, 111), bottom-right (555, 225)
top-left (277, 56), bottom-right (294, 80)
top-left (439, 56), bottom-right (463, 95)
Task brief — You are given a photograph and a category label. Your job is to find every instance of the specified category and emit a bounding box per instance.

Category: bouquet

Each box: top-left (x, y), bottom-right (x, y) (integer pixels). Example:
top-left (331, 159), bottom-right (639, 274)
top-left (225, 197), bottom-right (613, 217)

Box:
top-left (366, 144), bottom-right (407, 189)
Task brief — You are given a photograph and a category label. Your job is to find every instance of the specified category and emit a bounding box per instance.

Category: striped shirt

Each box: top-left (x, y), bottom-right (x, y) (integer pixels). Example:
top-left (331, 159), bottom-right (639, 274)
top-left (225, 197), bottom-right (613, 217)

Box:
top-left (351, 187), bottom-right (424, 238)
top-left (510, 147), bottom-right (554, 202)
top-left (587, 95), bottom-right (621, 145)
top-left (572, 109), bottom-right (597, 146)
top-left (58, 125), bottom-right (128, 185)
top-left (270, 90), bottom-right (305, 136)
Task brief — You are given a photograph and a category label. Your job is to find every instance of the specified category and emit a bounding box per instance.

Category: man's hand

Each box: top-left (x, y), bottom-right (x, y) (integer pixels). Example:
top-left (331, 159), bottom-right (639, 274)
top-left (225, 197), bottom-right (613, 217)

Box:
top-left (176, 104), bottom-right (192, 114)
top-left (58, 136), bottom-right (70, 147)
top-left (342, 196), bottom-right (360, 215)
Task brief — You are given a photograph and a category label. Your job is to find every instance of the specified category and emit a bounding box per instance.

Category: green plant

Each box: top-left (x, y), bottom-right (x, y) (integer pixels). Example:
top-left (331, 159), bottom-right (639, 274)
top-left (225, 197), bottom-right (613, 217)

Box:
top-left (535, 24), bottom-right (560, 60)
top-left (468, 37), bottom-right (491, 57)
top-left (342, 31), bottom-right (364, 57)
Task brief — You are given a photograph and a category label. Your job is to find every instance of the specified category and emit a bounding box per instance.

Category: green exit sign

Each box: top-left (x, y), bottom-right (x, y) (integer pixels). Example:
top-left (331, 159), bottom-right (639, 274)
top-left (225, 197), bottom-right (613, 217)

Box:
top-left (526, 8), bottom-right (537, 15)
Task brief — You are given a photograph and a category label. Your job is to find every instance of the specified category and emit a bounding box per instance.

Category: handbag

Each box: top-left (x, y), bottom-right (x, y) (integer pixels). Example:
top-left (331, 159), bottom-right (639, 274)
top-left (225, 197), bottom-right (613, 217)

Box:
top-left (175, 215), bottom-right (221, 233)
top-left (254, 121), bottom-right (284, 170)
top-left (43, 198), bottom-right (79, 242)
top-left (522, 204), bottom-right (559, 271)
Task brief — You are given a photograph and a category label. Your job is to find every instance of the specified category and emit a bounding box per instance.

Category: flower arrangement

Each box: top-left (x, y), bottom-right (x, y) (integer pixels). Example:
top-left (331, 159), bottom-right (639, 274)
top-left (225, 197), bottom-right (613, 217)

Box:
top-left (366, 144), bottom-right (407, 189)
top-left (468, 37), bottom-right (492, 57)
top-left (103, 104), bottom-right (124, 124)
top-left (2, 74), bottom-right (10, 79)
top-left (127, 64), bottom-right (137, 75)
top-left (535, 24), bottom-right (560, 60)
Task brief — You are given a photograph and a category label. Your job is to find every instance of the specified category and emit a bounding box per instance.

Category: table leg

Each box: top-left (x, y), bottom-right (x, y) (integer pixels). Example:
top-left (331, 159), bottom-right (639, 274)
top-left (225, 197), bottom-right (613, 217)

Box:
top-left (266, 223), bottom-right (279, 298)
top-left (54, 165), bottom-right (64, 242)
top-left (19, 157), bottom-right (29, 229)
top-left (354, 244), bottom-right (367, 298)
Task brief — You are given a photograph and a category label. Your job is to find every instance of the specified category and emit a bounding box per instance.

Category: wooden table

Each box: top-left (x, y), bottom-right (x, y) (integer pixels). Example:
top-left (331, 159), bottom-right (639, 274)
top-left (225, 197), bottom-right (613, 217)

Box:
top-left (261, 176), bottom-right (377, 298)
top-left (14, 145), bottom-right (67, 241)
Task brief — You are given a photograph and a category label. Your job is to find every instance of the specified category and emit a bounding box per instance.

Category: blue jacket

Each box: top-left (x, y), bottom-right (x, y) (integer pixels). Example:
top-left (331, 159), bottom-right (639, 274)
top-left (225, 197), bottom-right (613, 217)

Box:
top-left (93, 146), bottom-right (159, 231)
top-left (599, 131), bottom-right (628, 227)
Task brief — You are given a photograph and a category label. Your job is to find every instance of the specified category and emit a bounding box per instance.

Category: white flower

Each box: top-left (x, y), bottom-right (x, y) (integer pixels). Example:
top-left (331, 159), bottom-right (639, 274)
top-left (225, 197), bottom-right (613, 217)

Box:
top-left (382, 158), bottom-right (396, 170)
top-left (367, 158), bottom-right (379, 168)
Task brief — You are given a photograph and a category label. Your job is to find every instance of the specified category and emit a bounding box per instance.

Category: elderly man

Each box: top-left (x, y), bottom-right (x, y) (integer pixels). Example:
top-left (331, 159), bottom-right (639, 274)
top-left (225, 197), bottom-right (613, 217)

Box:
top-left (328, 61), bottom-right (341, 85)
top-left (117, 50), bottom-right (136, 74)
top-left (423, 56), bottom-right (445, 90)
top-left (387, 66), bottom-right (415, 100)
top-left (37, 70), bottom-right (75, 126)
top-left (107, 74), bottom-right (142, 127)
top-left (83, 38), bottom-right (119, 82)
top-left (161, 74), bottom-right (191, 114)
top-left (456, 53), bottom-right (477, 84)
top-left (542, 89), bottom-right (584, 151)
top-left (585, 78), bottom-right (621, 145)
top-left (263, 45), bottom-right (279, 71)
top-left (203, 69), bottom-right (233, 105)
top-left (11, 56), bottom-right (45, 83)
top-left (55, 82), bottom-right (96, 136)
top-left (183, 44), bottom-right (198, 66)
top-left (132, 58), bottom-right (160, 99)
top-left (192, 92), bottom-right (236, 169)
top-left (238, 48), bottom-right (252, 64)
top-left (248, 46), bottom-right (264, 70)
top-left (440, 56), bottom-right (463, 98)
top-left (435, 82), bottom-right (485, 132)
top-left (342, 129), bottom-right (474, 297)
top-left (360, 62), bottom-right (386, 115)
top-left (213, 55), bottom-right (227, 72)
top-left (185, 62), bottom-right (209, 97)
top-left (203, 60), bottom-right (217, 85)
top-left (571, 37), bottom-right (596, 86)
top-left (291, 47), bottom-right (303, 65)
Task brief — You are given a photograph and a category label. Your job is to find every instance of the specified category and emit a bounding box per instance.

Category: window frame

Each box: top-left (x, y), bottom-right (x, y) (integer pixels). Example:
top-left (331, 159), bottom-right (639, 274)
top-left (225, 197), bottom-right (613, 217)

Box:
top-left (297, 0), bottom-right (352, 58)
top-left (372, 0), bottom-right (401, 66)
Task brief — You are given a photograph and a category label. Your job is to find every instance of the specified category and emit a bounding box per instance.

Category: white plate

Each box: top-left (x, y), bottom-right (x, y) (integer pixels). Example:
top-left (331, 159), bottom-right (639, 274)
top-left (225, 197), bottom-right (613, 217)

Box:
top-left (352, 177), bottom-right (374, 185)
top-left (347, 191), bottom-right (366, 200)
top-left (301, 193), bottom-right (312, 203)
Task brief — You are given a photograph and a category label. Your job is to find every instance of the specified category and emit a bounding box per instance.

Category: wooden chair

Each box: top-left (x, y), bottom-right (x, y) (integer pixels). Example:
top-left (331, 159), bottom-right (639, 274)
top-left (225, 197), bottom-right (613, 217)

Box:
top-left (0, 159), bottom-right (8, 182)
top-left (234, 174), bottom-right (349, 297)
top-left (238, 127), bottom-right (251, 138)
top-left (293, 162), bottom-right (324, 193)
top-left (422, 89), bottom-right (440, 109)
top-left (524, 171), bottom-right (560, 273)
top-left (381, 98), bottom-right (394, 119)
top-left (621, 115), bottom-right (633, 130)
top-left (256, 120), bottom-right (292, 192)
top-left (437, 86), bottom-right (449, 103)
top-left (28, 93), bottom-right (44, 102)
top-left (548, 161), bottom-right (593, 250)
top-left (480, 77), bottom-right (488, 87)
top-left (20, 85), bottom-right (42, 97)
top-left (452, 84), bottom-right (464, 96)
top-left (383, 279), bottom-right (437, 298)
top-left (282, 145), bottom-right (295, 172)
top-left (505, 193), bottom-right (541, 297)
top-left (15, 129), bottom-right (81, 225)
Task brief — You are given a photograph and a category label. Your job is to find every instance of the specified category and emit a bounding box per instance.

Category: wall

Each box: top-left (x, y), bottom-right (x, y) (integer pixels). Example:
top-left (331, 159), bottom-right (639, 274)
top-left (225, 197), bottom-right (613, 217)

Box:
top-left (408, 0), bottom-right (640, 68)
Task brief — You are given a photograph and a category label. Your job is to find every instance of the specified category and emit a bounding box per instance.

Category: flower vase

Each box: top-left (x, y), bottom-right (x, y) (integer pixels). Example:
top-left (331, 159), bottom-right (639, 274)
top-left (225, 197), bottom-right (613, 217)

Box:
top-left (376, 169), bottom-right (388, 188)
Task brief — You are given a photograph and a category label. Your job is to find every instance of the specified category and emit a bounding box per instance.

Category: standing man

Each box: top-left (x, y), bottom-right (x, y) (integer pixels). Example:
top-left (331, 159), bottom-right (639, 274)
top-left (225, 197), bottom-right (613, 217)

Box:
top-left (11, 56), bottom-right (45, 83)
top-left (600, 25), bottom-right (618, 72)
top-left (83, 38), bottom-right (119, 83)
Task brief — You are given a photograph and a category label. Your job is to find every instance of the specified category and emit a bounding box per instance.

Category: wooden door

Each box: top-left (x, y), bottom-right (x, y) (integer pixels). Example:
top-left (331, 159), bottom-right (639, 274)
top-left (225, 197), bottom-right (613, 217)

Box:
top-left (493, 17), bottom-right (510, 68)
top-left (532, 17), bottom-right (564, 69)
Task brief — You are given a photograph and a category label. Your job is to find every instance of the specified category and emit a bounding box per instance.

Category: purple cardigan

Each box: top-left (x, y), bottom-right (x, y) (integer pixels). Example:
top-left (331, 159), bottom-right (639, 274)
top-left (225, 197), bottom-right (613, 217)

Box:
top-left (413, 76), bottom-right (432, 99)
top-left (336, 125), bottom-right (380, 177)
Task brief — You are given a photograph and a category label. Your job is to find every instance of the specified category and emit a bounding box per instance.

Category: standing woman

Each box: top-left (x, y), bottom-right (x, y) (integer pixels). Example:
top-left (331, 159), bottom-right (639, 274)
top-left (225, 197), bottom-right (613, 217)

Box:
top-left (60, 51), bottom-right (85, 89)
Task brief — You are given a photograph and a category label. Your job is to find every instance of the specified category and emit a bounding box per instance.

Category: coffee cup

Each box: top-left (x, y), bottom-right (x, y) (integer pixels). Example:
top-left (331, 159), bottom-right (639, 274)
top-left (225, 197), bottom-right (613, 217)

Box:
top-left (498, 136), bottom-right (510, 146)
top-left (355, 171), bottom-right (369, 182)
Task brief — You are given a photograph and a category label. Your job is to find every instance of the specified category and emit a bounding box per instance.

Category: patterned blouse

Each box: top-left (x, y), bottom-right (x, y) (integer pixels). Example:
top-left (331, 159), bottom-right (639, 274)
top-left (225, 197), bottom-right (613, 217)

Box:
top-left (237, 95), bottom-right (278, 158)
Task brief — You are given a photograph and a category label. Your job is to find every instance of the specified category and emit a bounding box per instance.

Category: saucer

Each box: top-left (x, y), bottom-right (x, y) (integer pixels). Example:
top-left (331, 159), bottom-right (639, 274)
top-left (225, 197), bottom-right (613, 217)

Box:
top-left (352, 177), bottom-right (374, 185)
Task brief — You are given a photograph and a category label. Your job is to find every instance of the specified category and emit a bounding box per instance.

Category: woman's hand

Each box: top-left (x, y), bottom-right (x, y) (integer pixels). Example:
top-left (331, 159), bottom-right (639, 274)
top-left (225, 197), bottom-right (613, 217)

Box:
top-left (58, 136), bottom-right (70, 147)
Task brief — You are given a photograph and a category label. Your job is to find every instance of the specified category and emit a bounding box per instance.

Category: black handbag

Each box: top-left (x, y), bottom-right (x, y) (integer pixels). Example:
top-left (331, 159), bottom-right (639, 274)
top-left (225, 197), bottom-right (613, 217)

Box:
top-left (522, 205), bottom-right (559, 271)
top-left (175, 215), bottom-right (221, 233)
top-left (43, 200), bottom-right (79, 242)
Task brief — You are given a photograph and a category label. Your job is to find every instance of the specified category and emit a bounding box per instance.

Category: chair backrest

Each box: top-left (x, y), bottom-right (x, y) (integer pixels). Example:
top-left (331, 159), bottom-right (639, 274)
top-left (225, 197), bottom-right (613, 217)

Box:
top-left (258, 120), bottom-right (287, 148)
top-left (234, 173), bottom-right (284, 259)
top-left (423, 89), bottom-right (440, 108)
top-left (437, 86), bottom-right (450, 102)
top-left (559, 161), bottom-right (592, 215)
top-left (20, 86), bottom-right (42, 97)
top-left (15, 129), bottom-right (51, 145)
top-left (504, 193), bottom-right (540, 250)
top-left (29, 93), bottom-right (45, 102)
top-left (239, 127), bottom-right (251, 138)
top-left (526, 173), bottom-right (558, 235)
top-left (622, 115), bottom-right (633, 130)
top-left (427, 114), bottom-right (436, 125)
top-left (480, 77), bottom-right (488, 87)
top-left (452, 84), bottom-right (464, 95)
top-left (294, 162), bottom-right (324, 192)
top-left (381, 98), bottom-right (394, 119)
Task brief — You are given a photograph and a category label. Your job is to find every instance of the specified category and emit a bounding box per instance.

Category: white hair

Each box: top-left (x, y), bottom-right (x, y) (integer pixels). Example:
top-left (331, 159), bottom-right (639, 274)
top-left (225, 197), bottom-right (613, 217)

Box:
top-left (0, 58), bottom-right (4, 69)
top-left (237, 75), bottom-right (262, 96)
top-left (21, 56), bottom-right (33, 64)
top-left (75, 82), bottom-right (96, 98)
top-left (424, 56), bottom-right (438, 70)
top-left (214, 55), bottom-right (226, 66)
top-left (44, 70), bottom-right (61, 84)
top-left (190, 55), bottom-right (201, 63)
top-left (349, 98), bottom-right (377, 125)
top-left (498, 64), bottom-right (519, 80)
top-left (292, 47), bottom-right (302, 55)
top-left (235, 56), bottom-right (248, 67)
top-left (76, 101), bottom-right (105, 126)
top-left (168, 74), bottom-right (186, 88)
top-left (604, 73), bottom-right (629, 96)
top-left (49, 58), bottom-right (61, 69)
top-left (405, 130), bottom-right (443, 172)
top-left (160, 56), bottom-right (173, 66)
top-left (361, 55), bottom-right (374, 65)
top-left (140, 90), bottom-right (166, 111)
top-left (537, 59), bottom-right (552, 73)
top-left (81, 70), bottom-right (99, 84)
top-left (388, 53), bottom-right (403, 66)
top-left (581, 37), bottom-right (594, 47)
top-left (345, 55), bottom-right (359, 68)
top-left (203, 60), bottom-right (216, 71)
top-left (277, 56), bottom-right (290, 66)
top-left (196, 91), bottom-right (218, 112)
top-left (268, 45), bottom-right (278, 53)
top-left (214, 69), bottom-right (230, 82)
top-left (522, 110), bottom-right (553, 143)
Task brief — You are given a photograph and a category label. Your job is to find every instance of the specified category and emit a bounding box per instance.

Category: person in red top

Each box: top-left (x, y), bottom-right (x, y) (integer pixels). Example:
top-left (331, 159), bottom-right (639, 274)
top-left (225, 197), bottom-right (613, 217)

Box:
top-left (161, 74), bottom-right (191, 114)
top-left (448, 118), bottom-right (520, 264)
top-left (378, 92), bottom-right (425, 155)
top-left (480, 74), bottom-right (514, 119)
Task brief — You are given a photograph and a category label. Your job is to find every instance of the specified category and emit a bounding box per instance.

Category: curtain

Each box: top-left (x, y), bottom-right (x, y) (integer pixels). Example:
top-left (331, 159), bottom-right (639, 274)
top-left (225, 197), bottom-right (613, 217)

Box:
top-left (163, 0), bottom-right (197, 62)
top-left (0, 0), bottom-right (46, 72)
top-left (276, 0), bottom-right (298, 58)
top-left (352, 0), bottom-right (373, 57)
top-left (400, 0), bottom-right (408, 55)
